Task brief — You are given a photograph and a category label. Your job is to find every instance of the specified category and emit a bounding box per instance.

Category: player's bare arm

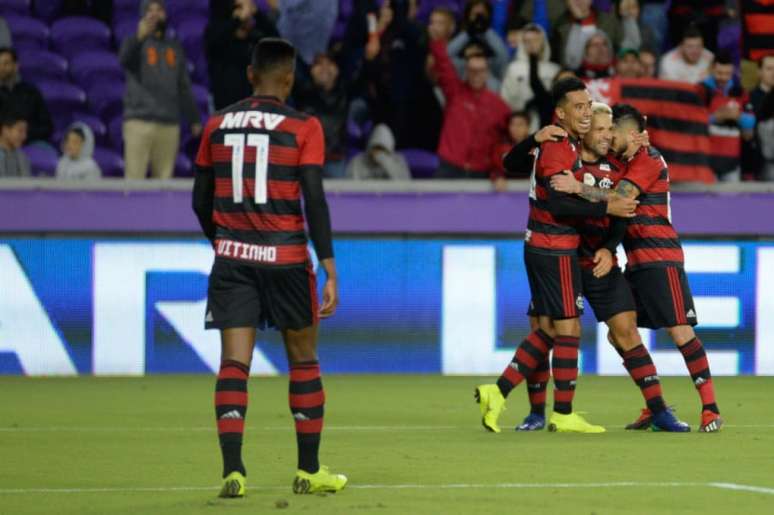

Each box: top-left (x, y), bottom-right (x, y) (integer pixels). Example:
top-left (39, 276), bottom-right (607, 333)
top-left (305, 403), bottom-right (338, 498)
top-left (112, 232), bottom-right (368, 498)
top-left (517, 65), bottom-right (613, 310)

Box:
top-left (614, 179), bottom-right (641, 199)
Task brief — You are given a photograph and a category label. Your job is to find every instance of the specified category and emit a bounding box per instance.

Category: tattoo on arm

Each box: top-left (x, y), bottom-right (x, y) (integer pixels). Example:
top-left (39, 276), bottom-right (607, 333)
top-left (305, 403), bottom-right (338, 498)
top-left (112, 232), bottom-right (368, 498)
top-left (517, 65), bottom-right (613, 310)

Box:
top-left (577, 184), bottom-right (612, 203)
top-left (614, 180), bottom-right (640, 199)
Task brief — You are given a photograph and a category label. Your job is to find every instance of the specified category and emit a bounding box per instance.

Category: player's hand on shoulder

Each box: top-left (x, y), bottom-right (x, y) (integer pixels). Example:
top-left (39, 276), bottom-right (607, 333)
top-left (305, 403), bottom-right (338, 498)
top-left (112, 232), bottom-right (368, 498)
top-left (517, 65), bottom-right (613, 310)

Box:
top-left (535, 125), bottom-right (567, 144)
top-left (550, 170), bottom-right (581, 194)
top-left (592, 248), bottom-right (614, 278)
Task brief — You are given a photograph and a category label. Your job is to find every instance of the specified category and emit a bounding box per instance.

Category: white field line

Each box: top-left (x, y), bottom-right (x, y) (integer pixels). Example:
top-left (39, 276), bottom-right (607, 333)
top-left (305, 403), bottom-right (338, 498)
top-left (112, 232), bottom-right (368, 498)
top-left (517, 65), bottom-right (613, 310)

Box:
top-left (0, 423), bottom-right (771, 433)
top-left (0, 425), bottom-right (462, 432)
top-left (1, 482), bottom-right (773, 495)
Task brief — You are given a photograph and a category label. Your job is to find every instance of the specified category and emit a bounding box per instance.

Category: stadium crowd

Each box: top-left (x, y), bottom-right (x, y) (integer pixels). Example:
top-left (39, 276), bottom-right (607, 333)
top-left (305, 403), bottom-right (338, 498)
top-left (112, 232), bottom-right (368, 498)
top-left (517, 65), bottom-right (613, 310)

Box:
top-left (0, 0), bottom-right (773, 183)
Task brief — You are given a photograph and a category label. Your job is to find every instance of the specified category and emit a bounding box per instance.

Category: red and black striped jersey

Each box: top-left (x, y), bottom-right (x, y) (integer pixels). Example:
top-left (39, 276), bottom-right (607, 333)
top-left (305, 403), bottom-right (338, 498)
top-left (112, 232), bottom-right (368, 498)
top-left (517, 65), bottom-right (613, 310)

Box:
top-left (195, 95), bottom-right (325, 267)
top-left (573, 157), bottom-right (623, 269)
top-left (526, 137), bottom-right (583, 254)
top-left (620, 146), bottom-right (684, 270)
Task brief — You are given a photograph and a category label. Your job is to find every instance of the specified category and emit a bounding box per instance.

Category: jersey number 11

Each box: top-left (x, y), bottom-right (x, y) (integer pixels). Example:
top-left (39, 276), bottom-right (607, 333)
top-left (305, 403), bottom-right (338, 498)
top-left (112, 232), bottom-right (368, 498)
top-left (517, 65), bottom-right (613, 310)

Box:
top-left (224, 133), bottom-right (270, 204)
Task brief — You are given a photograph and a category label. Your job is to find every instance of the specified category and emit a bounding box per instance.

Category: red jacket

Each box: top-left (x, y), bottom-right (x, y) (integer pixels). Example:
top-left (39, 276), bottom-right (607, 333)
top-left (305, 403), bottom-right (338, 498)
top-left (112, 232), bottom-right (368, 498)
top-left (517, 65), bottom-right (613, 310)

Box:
top-left (430, 40), bottom-right (511, 177)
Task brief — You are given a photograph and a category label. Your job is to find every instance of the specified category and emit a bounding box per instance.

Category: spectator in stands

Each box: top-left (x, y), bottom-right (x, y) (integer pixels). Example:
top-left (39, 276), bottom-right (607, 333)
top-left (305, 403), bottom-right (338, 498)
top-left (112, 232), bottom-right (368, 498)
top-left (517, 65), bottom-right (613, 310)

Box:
top-left (205, 0), bottom-right (279, 110)
top-left (503, 12), bottom-right (527, 58)
top-left (618, 0), bottom-right (658, 56)
top-left (448, 0), bottom-right (510, 91)
top-left (346, 124), bottom-right (411, 180)
top-left (751, 55), bottom-right (774, 113)
top-left (638, 0), bottom-right (668, 54)
top-left (659, 25), bottom-right (713, 84)
top-left (700, 52), bottom-right (755, 182)
top-left (757, 90), bottom-right (774, 180)
top-left (746, 55), bottom-right (774, 180)
top-left (500, 23), bottom-right (559, 130)
top-left (0, 110), bottom-right (30, 178)
top-left (639, 47), bottom-right (657, 77)
top-left (0, 48), bottom-right (53, 143)
top-left (276, 0), bottom-right (338, 66)
top-left (294, 51), bottom-right (367, 178)
top-left (0, 18), bottom-right (11, 49)
top-left (667, 0), bottom-right (730, 53)
top-left (363, 0), bottom-right (432, 149)
top-left (491, 111), bottom-right (531, 180)
top-left (55, 123), bottom-right (101, 180)
top-left (429, 29), bottom-right (511, 186)
top-left (120, 0), bottom-right (201, 179)
top-left (428, 6), bottom-right (457, 44)
top-left (553, 0), bottom-right (641, 70)
top-left (575, 30), bottom-right (615, 80)
top-left (615, 47), bottom-right (642, 78)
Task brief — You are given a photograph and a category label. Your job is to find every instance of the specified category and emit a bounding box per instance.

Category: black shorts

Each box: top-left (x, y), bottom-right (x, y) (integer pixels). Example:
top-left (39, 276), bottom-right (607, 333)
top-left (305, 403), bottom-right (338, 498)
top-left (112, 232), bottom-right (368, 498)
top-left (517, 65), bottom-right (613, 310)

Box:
top-left (581, 266), bottom-right (637, 322)
top-left (205, 258), bottom-right (319, 331)
top-left (524, 249), bottom-right (583, 319)
top-left (625, 265), bottom-right (698, 329)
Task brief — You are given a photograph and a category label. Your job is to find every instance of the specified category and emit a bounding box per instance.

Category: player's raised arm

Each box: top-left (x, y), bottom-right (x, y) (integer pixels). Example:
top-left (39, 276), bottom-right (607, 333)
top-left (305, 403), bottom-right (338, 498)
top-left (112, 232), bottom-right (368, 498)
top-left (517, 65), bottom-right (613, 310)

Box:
top-left (298, 116), bottom-right (337, 318)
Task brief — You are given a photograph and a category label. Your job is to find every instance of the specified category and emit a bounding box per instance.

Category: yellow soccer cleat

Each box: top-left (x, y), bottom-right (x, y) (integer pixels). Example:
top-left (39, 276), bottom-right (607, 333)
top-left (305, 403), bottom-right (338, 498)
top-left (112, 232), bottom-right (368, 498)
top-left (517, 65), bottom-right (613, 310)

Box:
top-left (218, 471), bottom-right (245, 498)
top-left (548, 412), bottom-right (606, 433)
top-left (292, 466), bottom-right (348, 494)
top-left (474, 384), bottom-right (506, 433)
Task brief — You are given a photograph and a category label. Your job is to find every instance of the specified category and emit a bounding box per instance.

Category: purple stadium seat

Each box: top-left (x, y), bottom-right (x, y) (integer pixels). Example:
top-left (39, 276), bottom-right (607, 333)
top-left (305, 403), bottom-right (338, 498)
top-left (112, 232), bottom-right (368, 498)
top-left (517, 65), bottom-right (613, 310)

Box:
top-left (4, 15), bottom-right (49, 50)
top-left (17, 50), bottom-right (68, 81)
top-left (22, 144), bottom-right (58, 177)
top-left (174, 153), bottom-right (193, 177)
top-left (33, 0), bottom-right (63, 21)
top-left (191, 84), bottom-right (212, 119)
top-left (92, 147), bottom-right (124, 177)
top-left (166, 0), bottom-right (208, 19)
top-left (69, 51), bottom-right (123, 89)
top-left (113, 17), bottom-right (139, 46)
top-left (37, 80), bottom-right (87, 121)
top-left (108, 116), bottom-right (124, 151)
top-left (416, 0), bottom-right (463, 23)
top-left (400, 149), bottom-right (439, 179)
top-left (0, 0), bottom-right (30, 16)
top-left (51, 17), bottom-right (111, 59)
top-left (87, 81), bottom-right (125, 121)
top-left (176, 16), bottom-right (207, 67)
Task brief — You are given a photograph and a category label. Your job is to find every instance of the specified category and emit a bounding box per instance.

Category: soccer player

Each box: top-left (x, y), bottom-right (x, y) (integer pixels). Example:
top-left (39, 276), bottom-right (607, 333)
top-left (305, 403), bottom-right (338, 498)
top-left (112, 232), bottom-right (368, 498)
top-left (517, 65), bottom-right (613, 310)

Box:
top-left (192, 38), bottom-right (347, 497)
top-left (515, 103), bottom-right (688, 433)
top-left (475, 78), bottom-right (638, 434)
top-left (551, 103), bottom-right (723, 433)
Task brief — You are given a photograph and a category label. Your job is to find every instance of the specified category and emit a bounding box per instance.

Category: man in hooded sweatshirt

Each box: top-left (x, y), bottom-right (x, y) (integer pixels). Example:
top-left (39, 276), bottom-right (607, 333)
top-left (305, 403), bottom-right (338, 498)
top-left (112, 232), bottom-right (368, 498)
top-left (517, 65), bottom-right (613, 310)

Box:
top-left (55, 122), bottom-right (102, 180)
top-left (120, 0), bottom-right (201, 179)
top-left (346, 124), bottom-right (411, 180)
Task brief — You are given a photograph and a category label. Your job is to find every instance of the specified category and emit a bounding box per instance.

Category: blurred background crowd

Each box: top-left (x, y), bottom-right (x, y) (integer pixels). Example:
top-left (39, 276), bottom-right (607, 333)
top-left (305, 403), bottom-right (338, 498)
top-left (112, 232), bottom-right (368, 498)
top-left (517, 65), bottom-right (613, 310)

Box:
top-left (0, 0), bottom-right (773, 185)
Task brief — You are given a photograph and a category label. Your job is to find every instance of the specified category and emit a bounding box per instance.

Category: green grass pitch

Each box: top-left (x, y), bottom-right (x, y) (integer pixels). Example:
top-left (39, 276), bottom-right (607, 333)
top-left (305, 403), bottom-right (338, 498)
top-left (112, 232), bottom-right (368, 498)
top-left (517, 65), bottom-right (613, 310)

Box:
top-left (1, 375), bottom-right (773, 514)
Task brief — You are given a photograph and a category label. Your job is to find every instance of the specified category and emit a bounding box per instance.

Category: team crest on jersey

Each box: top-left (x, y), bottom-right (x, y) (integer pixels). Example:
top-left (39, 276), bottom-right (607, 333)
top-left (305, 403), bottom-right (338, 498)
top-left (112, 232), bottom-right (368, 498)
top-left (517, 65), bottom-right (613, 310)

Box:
top-left (583, 173), bottom-right (596, 186)
top-left (598, 176), bottom-right (613, 189)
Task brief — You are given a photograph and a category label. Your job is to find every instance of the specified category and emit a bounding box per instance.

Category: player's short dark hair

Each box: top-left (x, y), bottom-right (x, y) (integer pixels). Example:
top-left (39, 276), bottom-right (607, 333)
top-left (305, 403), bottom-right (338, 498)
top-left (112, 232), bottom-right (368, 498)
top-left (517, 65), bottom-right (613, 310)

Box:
top-left (0, 108), bottom-right (25, 128)
top-left (758, 54), bottom-right (774, 68)
top-left (251, 38), bottom-right (296, 76)
top-left (612, 103), bottom-right (646, 132)
top-left (0, 47), bottom-right (17, 62)
top-left (682, 24), bottom-right (703, 42)
top-left (552, 77), bottom-right (587, 106)
top-left (509, 111), bottom-right (530, 124)
top-left (713, 50), bottom-right (734, 67)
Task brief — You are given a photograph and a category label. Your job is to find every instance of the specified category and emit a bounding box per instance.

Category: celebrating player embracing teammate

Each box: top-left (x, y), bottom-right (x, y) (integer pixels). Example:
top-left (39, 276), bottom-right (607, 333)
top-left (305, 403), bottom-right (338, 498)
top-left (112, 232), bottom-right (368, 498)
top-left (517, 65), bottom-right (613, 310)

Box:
top-left (192, 38), bottom-right (347, 497)
top-left (551, 104), bottom-right (723, 432)
top-left (475, 78), bottom-right (638, 434)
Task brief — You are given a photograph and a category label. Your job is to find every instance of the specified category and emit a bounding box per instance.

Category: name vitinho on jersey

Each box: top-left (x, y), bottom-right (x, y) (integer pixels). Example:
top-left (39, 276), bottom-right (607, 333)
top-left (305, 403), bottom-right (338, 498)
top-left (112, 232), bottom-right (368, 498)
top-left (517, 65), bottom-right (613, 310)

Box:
top-left (216, 239), bottom-right (277, 263)
top-left (219, 111), bottom-right (286, 130)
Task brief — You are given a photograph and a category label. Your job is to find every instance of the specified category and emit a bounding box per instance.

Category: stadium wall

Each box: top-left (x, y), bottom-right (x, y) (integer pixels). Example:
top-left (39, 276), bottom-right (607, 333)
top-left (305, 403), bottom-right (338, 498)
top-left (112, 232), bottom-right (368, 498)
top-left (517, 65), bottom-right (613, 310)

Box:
top-left (2, 181), bottom-right (773, 376)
